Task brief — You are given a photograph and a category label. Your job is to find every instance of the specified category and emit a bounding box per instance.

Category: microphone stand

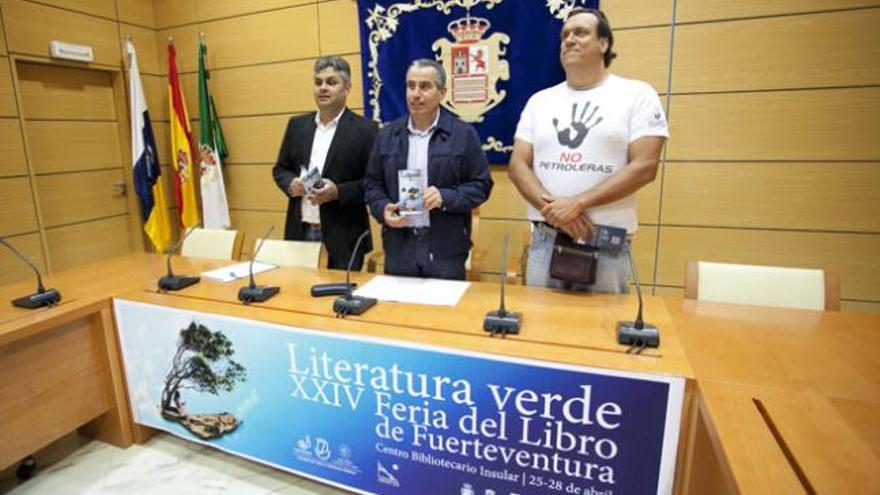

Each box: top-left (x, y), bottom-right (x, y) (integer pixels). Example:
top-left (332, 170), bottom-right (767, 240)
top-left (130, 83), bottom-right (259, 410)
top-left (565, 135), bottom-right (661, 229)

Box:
top-left (0, 237), bottom-right (61, 308)
top-left (332, 230), bottom-right (376, 317)
top-left (238, 225), bottom-right (280, 304)
top-left (616, 243), bottom-right (660, 348)
top-left (158, 226), bottom-right (201, 291)
top-left (484, 233), bottom-right (521, 336)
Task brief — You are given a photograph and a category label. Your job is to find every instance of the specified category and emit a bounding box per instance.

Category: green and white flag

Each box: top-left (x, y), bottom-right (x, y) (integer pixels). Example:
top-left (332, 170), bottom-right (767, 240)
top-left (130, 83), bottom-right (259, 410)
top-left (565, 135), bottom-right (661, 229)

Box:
top-left (197, 36), bottom-right (231, 229)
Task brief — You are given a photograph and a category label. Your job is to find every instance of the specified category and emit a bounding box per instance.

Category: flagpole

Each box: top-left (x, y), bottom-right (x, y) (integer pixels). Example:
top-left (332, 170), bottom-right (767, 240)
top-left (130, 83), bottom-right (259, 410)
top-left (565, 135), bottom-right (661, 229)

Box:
top-left (123, 35), bottom-right (132, 66)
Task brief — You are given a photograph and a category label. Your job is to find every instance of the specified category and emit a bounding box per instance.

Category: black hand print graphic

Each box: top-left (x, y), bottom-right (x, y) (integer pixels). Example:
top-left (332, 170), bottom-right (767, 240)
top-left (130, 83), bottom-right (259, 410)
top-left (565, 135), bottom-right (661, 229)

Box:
top-left (552, 101), bottom-right (603, 149)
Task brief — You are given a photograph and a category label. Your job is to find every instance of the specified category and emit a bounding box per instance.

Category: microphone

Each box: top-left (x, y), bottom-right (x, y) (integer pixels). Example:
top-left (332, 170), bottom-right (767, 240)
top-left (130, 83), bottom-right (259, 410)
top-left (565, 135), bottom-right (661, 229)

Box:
top-left (238, 225), bottom-right (280, 304)
top-left (616, 242), bottom-right (660, 348)
top-left (0, 237), bottom-right (61, 309)
top-left (157, 226), bottom-right (201, 291)
top-left (484, 233), bottom-right (521, 337)
top-left (332, 230), bottom-right (376, 317)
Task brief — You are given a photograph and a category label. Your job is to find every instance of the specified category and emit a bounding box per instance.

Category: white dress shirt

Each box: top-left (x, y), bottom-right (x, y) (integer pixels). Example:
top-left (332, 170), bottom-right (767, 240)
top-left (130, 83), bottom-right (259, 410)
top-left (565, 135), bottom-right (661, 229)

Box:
top-left (301, 109), bottom-right (343, 225)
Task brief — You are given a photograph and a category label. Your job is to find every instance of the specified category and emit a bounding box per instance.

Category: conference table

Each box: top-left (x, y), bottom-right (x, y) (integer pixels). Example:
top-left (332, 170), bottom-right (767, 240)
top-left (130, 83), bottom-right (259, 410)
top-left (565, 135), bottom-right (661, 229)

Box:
top-left (1, 253), bottom-right (877, 494)
top-left (669, 300), bottom-right (880, 493)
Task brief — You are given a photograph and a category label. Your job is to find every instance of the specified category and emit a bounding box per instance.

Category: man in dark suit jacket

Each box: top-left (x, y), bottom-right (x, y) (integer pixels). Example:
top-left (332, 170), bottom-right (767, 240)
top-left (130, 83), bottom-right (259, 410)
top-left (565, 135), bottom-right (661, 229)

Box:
top-left (364, 59), bottom-right (492, 280)
top-left (272, 56), bottom-right (377, 270)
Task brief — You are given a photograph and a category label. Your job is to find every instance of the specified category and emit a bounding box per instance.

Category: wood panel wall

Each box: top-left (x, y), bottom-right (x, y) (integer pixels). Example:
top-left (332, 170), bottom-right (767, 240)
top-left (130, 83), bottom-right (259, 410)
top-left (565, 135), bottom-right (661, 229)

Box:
top-left (147, 0), bottom-right (365, 264)
top-left (0, 0), bottom-right (149, 283)
top-left (661, 2), bottom-right (880, 315)
top-left (1, 0), bottom-right (877, 314)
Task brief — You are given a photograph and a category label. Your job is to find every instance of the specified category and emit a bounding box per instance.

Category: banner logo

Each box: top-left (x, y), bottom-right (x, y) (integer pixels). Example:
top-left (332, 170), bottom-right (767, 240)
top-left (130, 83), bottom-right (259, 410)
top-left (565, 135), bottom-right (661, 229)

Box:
top-left (377, 462), bottom-right (401, 487)
top-left (159, 322), bottom-right (247, 440)
top-left (432, 16), bottom-right (509, 123)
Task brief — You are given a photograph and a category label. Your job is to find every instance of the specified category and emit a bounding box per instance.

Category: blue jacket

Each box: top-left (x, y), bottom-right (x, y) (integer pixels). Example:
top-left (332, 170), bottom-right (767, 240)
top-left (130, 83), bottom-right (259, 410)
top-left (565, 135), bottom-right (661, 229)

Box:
top-left (364, 109), bottom-right (493, 260)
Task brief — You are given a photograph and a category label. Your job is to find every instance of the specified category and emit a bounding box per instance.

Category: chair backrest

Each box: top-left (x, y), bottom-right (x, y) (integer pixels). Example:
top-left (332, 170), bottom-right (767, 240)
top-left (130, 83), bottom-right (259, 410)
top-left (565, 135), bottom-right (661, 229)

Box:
top-left (519, 226), bottom-right (532, 285)
top-left (464, 208), bottom-right (481, 280)
top-left (181, 228), bottom-right (243, 260)
top-left (254, 239), bottom-right (325, 268)
top-left (685, 261), bottom-right (840, 311)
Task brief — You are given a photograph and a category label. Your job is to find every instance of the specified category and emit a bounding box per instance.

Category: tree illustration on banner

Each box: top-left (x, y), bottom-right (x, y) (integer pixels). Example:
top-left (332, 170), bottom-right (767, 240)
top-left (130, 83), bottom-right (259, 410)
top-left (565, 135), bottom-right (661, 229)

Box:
top-left (160, 321), bottom-right (247, 440)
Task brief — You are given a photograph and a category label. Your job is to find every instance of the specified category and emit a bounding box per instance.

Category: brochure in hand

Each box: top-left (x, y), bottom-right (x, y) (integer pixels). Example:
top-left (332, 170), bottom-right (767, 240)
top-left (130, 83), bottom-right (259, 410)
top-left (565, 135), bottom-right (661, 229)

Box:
top-left (301, 166), bottom-right (324, 192)
top-left (398, 169), bottom-right (425, 217)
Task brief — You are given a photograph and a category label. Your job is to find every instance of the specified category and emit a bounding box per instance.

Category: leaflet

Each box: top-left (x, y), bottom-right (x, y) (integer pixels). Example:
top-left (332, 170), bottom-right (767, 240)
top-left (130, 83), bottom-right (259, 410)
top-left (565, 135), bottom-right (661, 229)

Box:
top-left (398, 169), bottom-right (425, 217)
top-left (201, 261), bottom-right (277, 283)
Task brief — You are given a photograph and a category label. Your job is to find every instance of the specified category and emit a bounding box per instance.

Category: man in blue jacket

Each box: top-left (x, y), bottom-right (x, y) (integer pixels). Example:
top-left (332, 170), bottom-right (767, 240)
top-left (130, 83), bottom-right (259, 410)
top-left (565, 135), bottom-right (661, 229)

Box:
top-left (364, 59), bottom-right (493, 280)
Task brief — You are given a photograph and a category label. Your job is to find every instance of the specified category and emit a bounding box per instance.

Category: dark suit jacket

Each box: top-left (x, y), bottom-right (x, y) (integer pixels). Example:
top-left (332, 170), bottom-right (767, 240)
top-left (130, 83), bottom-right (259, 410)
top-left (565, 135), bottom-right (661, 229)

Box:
top-left (363, 109), bottom-right (493, 262)
top-left (272, 108), bottom-right (377, 268)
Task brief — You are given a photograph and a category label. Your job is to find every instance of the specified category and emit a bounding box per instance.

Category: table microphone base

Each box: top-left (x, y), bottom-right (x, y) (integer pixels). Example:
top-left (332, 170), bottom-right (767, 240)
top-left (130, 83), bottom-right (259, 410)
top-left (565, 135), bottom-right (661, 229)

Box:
top-left (484, 310), bottom-right (521, 335)
top-left (238, 285), bottom-right (279, 303)
top-left (158, 275), bottom-right (200, 291)
top-left (617, 321), bottom-right (660, 348)
top-left (12, 289), bottom-right (61, 308)
top-left (333, 296), bottom-right (376, 316)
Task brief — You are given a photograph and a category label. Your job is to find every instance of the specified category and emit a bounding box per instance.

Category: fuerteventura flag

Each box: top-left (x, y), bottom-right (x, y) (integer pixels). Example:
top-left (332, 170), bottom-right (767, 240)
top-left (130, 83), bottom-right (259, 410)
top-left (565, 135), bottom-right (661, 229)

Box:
top-left (167, 41), bottom-right (200, 228)
top-left (126, 39), bottom-right (171, 252)
top-left (197, 36), bottom-right (231, 229)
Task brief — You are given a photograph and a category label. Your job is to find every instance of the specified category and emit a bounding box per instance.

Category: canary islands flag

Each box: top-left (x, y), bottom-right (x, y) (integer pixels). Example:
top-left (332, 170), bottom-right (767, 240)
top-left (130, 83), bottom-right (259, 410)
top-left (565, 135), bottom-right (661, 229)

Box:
top-left (126, 39), bottom-right (171, 252)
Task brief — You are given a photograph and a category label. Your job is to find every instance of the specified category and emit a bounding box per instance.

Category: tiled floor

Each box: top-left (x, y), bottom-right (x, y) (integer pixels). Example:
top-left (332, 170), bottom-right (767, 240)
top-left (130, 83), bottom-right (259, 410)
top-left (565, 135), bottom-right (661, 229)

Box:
top-left (0, 433), bottom-right (347, 494)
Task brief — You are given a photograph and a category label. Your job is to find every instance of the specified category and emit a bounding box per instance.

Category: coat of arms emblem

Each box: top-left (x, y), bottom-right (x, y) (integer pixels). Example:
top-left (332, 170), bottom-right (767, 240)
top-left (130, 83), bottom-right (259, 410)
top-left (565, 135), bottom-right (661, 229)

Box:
top-left (199, 144), bottom-right (220, 183)
top-left (432, 16), bottom-right (509, 123)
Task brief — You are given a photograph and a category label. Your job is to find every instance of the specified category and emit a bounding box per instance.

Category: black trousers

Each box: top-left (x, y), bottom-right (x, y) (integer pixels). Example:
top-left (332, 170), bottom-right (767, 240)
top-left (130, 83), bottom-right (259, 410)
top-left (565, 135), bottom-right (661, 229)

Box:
top-left (328, 251), bottom-right (365, 271)
top-left (383, 229), bottom-right (467, 281)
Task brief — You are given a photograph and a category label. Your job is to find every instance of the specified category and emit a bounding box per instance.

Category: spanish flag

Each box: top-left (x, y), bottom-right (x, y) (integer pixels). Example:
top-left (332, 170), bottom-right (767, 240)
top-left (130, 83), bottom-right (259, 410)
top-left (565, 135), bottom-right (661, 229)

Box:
top-left (167, 41), bottom-right (200, 228)
top-left (126, 40), bottom-right (171, 252)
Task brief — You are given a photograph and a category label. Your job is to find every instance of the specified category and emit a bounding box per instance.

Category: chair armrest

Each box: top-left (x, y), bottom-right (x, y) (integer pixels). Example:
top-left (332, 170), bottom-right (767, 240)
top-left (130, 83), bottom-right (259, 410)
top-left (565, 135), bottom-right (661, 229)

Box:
top-left (365, 250), bottom-right (384, 273)
top-left (506, 253), bottom-right (521, 285)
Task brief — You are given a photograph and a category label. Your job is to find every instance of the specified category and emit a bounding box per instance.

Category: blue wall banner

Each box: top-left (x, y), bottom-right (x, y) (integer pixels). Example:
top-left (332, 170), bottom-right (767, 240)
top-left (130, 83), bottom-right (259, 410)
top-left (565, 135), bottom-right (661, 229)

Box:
top-left (114, 299), bottom-right (684, 495)
top-left (356, 0), bottom-right (599, 164)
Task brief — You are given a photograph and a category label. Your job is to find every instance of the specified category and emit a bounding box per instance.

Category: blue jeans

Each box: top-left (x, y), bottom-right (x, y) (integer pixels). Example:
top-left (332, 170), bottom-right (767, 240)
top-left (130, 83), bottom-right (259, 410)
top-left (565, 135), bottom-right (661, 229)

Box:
top-left (303, 223), bottom-right (322, 242)
top-left (526, 224), bottom-right (631, 294)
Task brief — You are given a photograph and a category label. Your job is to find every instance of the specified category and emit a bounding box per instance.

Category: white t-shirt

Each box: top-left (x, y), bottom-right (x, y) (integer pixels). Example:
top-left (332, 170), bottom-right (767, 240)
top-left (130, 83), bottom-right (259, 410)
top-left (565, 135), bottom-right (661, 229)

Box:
top-left (514, 75), bottom-right (668, 233)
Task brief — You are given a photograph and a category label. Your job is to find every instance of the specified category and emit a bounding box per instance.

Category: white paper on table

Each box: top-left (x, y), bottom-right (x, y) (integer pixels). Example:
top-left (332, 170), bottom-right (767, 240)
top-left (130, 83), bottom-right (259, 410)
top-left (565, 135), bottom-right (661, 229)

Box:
top-left (353, 275), bottom-right (470, 306)
top-left (201, 261), bottom-right (277, 283)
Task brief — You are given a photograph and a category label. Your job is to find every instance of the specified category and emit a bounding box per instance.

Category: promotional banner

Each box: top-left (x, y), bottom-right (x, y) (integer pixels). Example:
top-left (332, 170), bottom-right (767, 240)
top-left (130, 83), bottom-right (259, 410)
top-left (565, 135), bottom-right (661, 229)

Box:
top-left (115, 300), bottom-right (684, 495)
top-left (357, 0), bottom-right (599, 164)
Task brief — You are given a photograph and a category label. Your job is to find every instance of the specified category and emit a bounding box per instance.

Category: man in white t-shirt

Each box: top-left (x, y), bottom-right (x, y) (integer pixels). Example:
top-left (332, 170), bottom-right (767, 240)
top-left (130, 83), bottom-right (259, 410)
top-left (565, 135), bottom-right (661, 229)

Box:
top-left (509, 7), bottom-right (669, 293)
